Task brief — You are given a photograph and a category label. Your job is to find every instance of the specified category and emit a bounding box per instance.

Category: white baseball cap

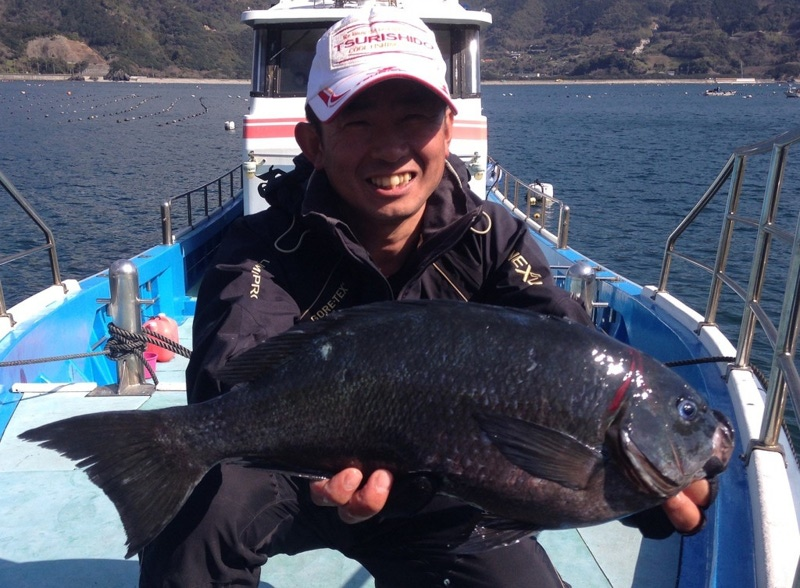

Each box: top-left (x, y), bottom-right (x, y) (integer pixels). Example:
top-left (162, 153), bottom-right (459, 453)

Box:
top-left (306, 7), bottom-right (457, 122)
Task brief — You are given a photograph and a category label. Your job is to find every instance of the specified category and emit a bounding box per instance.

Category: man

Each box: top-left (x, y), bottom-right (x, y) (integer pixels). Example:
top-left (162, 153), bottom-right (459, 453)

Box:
top-left (140, 8), bottom-right (713, 587)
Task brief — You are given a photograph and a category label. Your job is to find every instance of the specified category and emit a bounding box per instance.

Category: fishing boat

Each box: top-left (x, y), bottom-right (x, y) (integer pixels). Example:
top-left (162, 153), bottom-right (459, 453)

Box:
top-left (787, 86), bottom-right (799, 98)
top-left (704, 86), bottom-right (737, 97)
top-left (1, 1), bottom-right (798, 587)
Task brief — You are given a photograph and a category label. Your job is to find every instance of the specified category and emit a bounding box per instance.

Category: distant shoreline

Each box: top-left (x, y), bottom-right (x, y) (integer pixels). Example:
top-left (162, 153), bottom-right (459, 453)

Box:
top-left (0, 74), bottom-right (250, 85)
top-left (484, 77), bottom-right (777, 85)
top-left (0, 73), bottom-right (780, 86)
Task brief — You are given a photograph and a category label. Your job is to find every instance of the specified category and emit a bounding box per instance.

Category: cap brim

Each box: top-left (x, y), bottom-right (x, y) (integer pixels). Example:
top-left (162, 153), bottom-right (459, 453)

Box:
top-left (308, 71), bottom-right (458, 123)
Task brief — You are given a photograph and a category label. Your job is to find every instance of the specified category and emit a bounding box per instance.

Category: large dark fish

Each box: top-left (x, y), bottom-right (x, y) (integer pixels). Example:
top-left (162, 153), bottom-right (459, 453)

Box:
top-left (21, 300), bottom-right (733, 558)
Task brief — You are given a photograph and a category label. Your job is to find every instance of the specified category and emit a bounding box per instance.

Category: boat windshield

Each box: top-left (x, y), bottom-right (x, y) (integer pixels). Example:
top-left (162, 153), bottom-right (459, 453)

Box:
top-left (250, 23), bottom-right (481, 99)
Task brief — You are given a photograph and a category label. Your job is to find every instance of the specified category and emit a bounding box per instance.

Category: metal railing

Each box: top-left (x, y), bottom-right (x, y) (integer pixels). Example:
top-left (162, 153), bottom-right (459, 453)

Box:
top-left (658, 126), bottom-right (800, 460)
top-left (485, 157), bottom-right (571, 248)
top-left (161, 165), bottom-right (244, 245)
top-left (0, 171), bottom-right (63, 325)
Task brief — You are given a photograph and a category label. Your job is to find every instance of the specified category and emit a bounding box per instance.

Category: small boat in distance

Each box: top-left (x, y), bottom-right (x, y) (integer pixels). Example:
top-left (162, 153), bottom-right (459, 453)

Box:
top-left (786, 85), bottom-right (799, 98)
top-left (704, 86), bottom-right (737, 96)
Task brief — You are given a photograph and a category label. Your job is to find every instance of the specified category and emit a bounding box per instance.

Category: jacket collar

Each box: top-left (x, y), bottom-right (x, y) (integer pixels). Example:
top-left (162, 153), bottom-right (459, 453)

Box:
top-left (299, 153), bottom-right (482, 232)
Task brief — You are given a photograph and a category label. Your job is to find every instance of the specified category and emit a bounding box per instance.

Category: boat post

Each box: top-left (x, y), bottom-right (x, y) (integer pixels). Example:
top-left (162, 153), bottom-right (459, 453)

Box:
top-left (102, 259), bottom-right (155, 395)
top-left (565, 260), bottom-right (606, 321)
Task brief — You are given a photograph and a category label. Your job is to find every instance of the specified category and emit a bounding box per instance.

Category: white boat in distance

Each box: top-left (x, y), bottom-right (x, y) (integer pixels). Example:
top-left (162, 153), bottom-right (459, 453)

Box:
top-left (1, 1), bottom-right (798, 587)
top-left (704, 86), bottom-right (737, 96)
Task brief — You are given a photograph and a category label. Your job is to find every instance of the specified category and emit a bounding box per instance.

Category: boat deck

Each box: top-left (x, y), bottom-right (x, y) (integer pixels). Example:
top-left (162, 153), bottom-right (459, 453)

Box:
top-left (0, 316), bottom-right (682, 587)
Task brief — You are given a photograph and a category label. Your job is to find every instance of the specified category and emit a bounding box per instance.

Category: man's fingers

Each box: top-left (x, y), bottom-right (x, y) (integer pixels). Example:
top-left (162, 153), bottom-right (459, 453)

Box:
top-left (682, 479), bottom-right (711, 509)
top-left (662, 490), bottom-right (704, 534)
top-left (337, 470), bottom-right (393, 524)
top-left (309, 468), bottom-right (363, 507)
top-left (309, 469), bottom-right (393, 524)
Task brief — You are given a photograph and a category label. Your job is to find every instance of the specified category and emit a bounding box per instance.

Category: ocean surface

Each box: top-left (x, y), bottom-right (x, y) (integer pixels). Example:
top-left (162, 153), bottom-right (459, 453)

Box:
top-left (0, 80), bottom-right (249, 307)
top-left (1, 80), bottom-right (799, 322)
top-left (486, 82), bottom-right (800, 336)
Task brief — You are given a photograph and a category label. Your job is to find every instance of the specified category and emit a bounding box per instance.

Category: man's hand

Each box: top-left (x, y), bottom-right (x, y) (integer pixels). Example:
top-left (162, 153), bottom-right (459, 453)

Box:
top-left (662, 479), bottom-right (712, 534)
top-left (312, 470), bottom-right (714, 532)
top-left (310, 468), bottom-right (393, 524)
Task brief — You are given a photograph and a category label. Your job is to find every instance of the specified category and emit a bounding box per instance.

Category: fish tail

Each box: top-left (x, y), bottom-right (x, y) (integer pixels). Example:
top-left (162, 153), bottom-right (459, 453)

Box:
top-left (20, 408), bottom-right (210, 558)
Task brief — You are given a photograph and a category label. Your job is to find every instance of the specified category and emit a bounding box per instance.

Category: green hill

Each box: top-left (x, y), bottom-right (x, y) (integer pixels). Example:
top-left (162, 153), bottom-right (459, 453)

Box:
top-left (0, 0), bottom-right (798, 80)
top-left (479, 0), bottom-right (800, 79)
top-left (0, 0), bottom-right (253, 79)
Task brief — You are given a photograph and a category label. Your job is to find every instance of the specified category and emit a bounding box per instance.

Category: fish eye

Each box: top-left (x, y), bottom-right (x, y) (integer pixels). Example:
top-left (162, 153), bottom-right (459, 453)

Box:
top-left (677, 398), bottom-right (699, 421)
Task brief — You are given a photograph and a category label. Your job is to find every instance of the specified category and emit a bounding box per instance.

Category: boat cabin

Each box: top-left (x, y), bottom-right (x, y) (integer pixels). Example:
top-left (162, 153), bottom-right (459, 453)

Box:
top-left (240, 0), bottom-right (492, 213)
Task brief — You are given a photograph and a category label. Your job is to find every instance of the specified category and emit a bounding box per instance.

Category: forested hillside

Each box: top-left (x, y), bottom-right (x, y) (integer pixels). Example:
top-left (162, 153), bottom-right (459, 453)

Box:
top-left (0, 0), bottom-right (253, 78)
top-left (478, 0), bottom-right (800, 79)
top-left (0, 0), bottom-right (798, 80)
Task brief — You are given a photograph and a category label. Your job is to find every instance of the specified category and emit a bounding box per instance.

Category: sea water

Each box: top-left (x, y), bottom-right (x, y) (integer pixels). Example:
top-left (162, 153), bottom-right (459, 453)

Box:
top-left (1, 79), bottom-right (797, 311)
top-left (0, 80), bottom-right (248, 306)
top-left (485, 82), bottom-right (798, 284)
top-left (486, 83), bottom-right (800, 358)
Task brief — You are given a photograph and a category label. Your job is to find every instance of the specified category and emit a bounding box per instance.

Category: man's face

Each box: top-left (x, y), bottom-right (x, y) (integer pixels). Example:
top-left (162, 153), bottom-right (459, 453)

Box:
top-left (298, 79), bottom-right (454, 228)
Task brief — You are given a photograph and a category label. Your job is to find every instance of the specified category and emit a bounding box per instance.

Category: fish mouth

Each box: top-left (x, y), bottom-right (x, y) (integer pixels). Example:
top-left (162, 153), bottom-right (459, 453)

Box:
top-left (618, 428), bottom-right (681, 497)
top-left (617, 411), bottom-right (735, 498)
top-left (705, 410), bottom-right (734, 478)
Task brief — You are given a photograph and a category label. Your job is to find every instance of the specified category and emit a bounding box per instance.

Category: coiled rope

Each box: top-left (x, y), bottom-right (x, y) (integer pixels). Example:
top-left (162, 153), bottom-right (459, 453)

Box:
top-left (0, 323), bottom-right (192, 387)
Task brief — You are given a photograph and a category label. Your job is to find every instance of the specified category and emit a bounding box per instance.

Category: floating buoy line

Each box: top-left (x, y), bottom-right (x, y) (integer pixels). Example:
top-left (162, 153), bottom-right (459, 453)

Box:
top-left (157, 96), bottom-right (210, 126)
top-left (2, 86), bottom-right (247, 128)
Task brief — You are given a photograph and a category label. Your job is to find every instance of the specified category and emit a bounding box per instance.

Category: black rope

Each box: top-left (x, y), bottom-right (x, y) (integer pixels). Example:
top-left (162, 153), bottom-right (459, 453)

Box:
top-left (106, 323), bottom-right (192, 360)
top-left (0, 323), bottom-right (192, 388)
top-left (664, 355), bottom-right (735, 368)
top-left (103, 325), bottom-right (159, 386)
top-left (665, 355), bottom-right (769, 389)
top-left (0, 350), bottom-right (106, 366)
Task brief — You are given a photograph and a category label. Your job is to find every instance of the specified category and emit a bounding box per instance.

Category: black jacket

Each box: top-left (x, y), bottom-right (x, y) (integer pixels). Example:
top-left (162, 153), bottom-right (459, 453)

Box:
top-left (187, 154), bottom-right (590, 403)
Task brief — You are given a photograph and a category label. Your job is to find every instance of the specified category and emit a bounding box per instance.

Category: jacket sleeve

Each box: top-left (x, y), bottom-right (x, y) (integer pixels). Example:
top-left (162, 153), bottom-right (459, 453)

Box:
top-left (185, 217), bottom-right (300, 404)
top-left (186, 159), bottom-right (318, 404)
top-left (480, 207), bottom-right (592, 326)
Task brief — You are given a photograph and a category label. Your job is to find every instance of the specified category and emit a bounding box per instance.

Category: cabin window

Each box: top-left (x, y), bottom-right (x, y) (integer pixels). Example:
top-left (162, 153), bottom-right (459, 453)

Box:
top-left (251, 26), bottom-right (327, 98)
top-left (463, 27), bottom-right (481, 96)
top-left (250, 24), bottom-right (481, 100)
top-left (440, 26), bottom-right (481, 98)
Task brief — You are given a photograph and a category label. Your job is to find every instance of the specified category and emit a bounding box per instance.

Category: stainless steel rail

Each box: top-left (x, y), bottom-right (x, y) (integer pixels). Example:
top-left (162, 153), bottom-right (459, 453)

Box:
top-left (1, 165), bottom-right (242, 322)
top-left (658, 126), bottom-right (800, 460)
top-left (0, 170), bottom-right (63, 325)
top-left (485, 157), bottom-right (571, 248)
top-left (161, 165), bottom-right (244, 245)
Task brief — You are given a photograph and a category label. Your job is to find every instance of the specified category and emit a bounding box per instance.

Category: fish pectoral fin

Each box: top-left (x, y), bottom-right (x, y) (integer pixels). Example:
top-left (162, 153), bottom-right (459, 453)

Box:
top-left (475, 413), bottom-right (601, 490)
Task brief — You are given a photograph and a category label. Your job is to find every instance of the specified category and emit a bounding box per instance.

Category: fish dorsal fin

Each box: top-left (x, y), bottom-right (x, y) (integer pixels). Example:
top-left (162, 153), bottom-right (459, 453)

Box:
top-left (475, 413), bottom-right (602, 490)
top-left (217, 301), bottom-right (437, 385)
top-left (218, 329), bottom-right (323, 384)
